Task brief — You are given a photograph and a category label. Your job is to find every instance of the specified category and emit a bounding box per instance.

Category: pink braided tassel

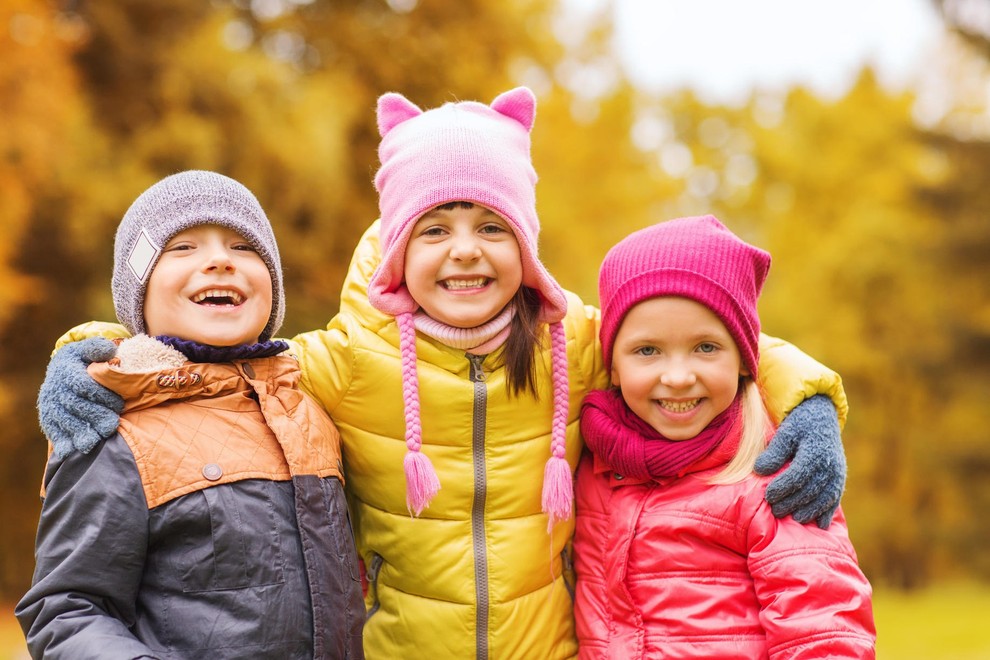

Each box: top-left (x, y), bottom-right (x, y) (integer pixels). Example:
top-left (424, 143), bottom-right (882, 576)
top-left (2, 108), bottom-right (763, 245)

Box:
top-left (405, 450), bottom-right (441, 516)
top-left (542, 454), bottom-right (572, 530)
top-left (542, 321), bottom-right (572, 531)
top-left (397, 312), bottom-right (441, 516)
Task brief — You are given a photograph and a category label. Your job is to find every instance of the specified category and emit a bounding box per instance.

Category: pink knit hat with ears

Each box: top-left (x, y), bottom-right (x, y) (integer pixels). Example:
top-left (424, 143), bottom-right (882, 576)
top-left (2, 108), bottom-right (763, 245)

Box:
top-left (370, 87), bottom-right (567, 321)
top-left (370, 88), bottom-right (573, 527)
top-left (598, 215), bottom-right (771, 378)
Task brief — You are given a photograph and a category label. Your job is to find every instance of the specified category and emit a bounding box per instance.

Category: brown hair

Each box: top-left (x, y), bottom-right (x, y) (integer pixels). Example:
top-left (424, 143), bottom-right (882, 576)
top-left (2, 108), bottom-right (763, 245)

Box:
top-left (502, 286), bottom-right (545, 397)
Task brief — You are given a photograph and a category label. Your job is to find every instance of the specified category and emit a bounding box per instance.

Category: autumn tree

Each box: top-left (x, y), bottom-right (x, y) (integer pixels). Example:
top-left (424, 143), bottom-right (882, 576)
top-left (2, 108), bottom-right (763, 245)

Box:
top-left (0, 0), bottom-right (591, 601)
top-left (0, 0), bottom-right (119, 596)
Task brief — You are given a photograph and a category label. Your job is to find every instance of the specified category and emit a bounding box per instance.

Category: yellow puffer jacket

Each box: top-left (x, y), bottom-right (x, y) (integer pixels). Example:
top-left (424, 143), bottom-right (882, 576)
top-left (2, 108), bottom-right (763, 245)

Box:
top-left (292, 223), bottom-right (605, 659)
top-left (56, 222), bottom-right (847, 659)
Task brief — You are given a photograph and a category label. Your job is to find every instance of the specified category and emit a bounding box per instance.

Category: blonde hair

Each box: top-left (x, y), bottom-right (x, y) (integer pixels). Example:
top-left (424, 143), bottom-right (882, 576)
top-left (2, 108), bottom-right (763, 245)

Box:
top-left (709, 377), bottom-right (776, 485)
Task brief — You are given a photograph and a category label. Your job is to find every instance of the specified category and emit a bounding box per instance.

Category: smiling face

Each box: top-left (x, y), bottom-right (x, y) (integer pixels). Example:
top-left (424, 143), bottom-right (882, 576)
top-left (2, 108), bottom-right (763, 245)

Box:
top-left (610, 296), bottom-right (746, 440)
top-left (143, 224), bottom-right (273, 346)
top-left (403, 203), bottom-right (523, 328)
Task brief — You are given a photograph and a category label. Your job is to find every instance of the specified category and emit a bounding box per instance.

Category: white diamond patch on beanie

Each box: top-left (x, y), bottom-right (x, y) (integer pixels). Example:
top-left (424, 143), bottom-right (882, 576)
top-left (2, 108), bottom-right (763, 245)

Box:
top-left (127, 228), bottom-right (161, 284)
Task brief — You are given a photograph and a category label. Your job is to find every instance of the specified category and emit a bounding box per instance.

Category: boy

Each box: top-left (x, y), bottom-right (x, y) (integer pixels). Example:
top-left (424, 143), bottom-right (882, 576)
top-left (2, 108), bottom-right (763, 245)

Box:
top-left (16, 170), bottom-right (364, 659)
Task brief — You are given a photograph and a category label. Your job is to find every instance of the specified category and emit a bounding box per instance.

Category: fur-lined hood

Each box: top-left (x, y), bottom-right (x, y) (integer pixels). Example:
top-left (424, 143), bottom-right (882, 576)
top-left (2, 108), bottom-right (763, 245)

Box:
top-left (109, 334), bottom-right (188, 373)
top-left (87, 335), bottom-right (302, 415)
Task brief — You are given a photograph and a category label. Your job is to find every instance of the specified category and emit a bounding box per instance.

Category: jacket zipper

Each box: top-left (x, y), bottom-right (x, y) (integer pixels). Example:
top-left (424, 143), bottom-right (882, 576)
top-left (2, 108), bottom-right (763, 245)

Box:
top-left (561, 548), bottom-right (576, 602)
top-left (466, 353), bottom-right (490, 660)
top-left (366, 552), bottom-right (384, 619)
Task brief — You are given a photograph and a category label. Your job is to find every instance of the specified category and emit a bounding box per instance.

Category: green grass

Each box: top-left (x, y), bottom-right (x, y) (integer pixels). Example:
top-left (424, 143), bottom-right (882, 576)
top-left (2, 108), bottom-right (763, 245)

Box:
top-left (2, 582), bottom-right (988, 658)
top-left (874, 582), bottom-right (990, 659)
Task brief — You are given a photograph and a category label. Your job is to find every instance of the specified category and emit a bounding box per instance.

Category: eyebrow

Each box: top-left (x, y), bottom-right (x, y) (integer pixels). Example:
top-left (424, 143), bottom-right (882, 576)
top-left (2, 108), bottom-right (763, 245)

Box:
top-left (621, 328), bottom-right (730, 344)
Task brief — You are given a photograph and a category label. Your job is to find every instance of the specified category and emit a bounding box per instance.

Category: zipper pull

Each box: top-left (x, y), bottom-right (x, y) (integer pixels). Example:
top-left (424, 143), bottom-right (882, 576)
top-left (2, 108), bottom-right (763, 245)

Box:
top-left (467, 353), bottom-right (487, 383)
top-left (366, 553), bottom-right (384, 583)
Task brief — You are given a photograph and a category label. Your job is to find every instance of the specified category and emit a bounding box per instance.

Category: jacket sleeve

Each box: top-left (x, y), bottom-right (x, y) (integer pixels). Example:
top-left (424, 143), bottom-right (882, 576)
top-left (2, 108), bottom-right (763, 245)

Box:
top-left (52, 321), bottom-right (131, 355)
top-left (16, 435), bottom-right (157, 659)
top-left (289, 222), bottom-right (383, 412)
top-left (746, 502), bottom-right (876, 659)
top-left (757, 334), bottom-right (848, 428)
top-left (291, 323), bottom-right (354, 414)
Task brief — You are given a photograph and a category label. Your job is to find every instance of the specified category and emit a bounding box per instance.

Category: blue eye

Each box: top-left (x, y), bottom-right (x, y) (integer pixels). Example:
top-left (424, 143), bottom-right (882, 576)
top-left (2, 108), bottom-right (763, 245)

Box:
top-left (698, 343), bottom-right (717, 354)
top-left (635, 346), bottom-right (658, 357)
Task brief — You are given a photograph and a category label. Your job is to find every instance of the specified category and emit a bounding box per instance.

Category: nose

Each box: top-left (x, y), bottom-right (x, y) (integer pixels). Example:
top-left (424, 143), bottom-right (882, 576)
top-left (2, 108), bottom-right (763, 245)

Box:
top-left (449, 230), bottom-right (482, 261)
top-left (203, 245), bottom-right (235, 272)
top-left (659, 358), bottom-right (697, 389)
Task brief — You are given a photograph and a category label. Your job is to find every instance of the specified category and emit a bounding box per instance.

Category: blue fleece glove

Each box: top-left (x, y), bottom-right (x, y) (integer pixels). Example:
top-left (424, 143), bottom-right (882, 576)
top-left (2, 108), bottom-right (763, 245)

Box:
top-left (754, 394), bottom-right (846, 529)
top-left (37, 337), bottom-right (124, 458)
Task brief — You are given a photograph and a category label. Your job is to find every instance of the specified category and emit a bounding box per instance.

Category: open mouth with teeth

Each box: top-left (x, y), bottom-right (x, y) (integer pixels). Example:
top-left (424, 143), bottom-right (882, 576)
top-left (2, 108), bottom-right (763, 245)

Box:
top-left (192, 289), bottom-right (245, 306)
top-left (442, 277), bottom-right (491, 290)
top-left (657, 398), bottom-right (701, 414)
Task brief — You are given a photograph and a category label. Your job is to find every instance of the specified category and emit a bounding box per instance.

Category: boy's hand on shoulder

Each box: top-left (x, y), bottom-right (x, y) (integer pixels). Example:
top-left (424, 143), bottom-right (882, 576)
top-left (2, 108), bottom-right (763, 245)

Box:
top-left (754, 394), bottom-right (846, 529)
top-left (38, 337), bottom-right (124, 458)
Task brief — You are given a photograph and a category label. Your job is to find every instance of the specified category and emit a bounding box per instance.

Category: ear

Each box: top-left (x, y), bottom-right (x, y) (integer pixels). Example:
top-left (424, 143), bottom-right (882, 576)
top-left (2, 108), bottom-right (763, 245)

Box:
top-left (377, 93), bottom-right (423, 137)
top-left (610, 363), bottom-right (621, 388)
top-left (490, 87), bottom-right (536, 132)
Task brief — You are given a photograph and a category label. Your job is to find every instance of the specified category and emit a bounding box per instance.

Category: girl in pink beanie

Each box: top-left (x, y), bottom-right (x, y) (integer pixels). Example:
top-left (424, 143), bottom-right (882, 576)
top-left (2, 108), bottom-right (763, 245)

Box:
top-left (40, 90), bottom-right (852, 659)
top-left (574, 216), bottom-right (876, 659)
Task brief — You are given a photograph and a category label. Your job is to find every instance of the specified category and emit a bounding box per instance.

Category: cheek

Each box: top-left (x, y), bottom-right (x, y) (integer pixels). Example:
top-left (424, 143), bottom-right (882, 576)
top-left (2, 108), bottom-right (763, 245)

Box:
top-left (505, 249), bottom-right (523, 287)
top-left (144, 270), bottom-right (172, 303)
top-left (253, 265), bottom-right (274, 293)
top-left (402, 248), bottom-right (424, 285)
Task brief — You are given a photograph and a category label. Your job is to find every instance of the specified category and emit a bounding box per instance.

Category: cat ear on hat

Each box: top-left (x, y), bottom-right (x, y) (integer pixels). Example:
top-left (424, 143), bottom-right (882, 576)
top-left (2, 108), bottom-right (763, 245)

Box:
top-left (490, 87), bottom-right (536, 132)
top-left (377, 93), bottom-right (423, 136)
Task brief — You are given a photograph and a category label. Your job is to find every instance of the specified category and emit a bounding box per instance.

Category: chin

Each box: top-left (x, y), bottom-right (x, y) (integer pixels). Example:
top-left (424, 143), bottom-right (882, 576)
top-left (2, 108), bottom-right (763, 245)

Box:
top-left (434, 315), bottom-right (481, 329)
top-left (653, 425), bottom-right (700, 441)
top-left (194, 336), bottom-right (257, 347)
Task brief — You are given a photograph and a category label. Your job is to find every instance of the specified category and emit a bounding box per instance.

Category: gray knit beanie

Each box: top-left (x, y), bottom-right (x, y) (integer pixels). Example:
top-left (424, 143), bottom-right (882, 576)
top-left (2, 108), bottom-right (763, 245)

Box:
top-left (112, 170), bottom-right (285, 341)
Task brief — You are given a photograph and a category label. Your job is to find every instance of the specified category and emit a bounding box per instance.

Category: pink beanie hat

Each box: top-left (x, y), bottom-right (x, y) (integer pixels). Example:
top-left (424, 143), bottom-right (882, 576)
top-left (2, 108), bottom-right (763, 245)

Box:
top-left (598, 215), bottom-right (770, 378)
top-left (369, 88), bottom-right (573, 527)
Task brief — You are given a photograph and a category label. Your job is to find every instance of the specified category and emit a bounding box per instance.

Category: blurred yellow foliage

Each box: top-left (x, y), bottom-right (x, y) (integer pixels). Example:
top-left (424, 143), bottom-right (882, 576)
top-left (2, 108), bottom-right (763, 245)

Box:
top-left (0, 0), bottom-right (987, 603)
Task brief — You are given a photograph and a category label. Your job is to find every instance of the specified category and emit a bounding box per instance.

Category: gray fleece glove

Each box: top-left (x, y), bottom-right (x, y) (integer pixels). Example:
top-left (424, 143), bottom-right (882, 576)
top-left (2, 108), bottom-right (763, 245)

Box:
top-left (754, 394), bottom-right (846, 529)
top-left (37, 337), bottom-right (124, 458)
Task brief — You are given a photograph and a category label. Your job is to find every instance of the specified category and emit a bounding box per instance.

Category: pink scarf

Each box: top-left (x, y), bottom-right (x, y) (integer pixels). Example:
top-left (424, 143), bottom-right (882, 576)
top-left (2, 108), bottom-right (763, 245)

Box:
top-left (580, 389), bottom-right (742, 480)
top-left (412, 303), bottom-right (515, 354)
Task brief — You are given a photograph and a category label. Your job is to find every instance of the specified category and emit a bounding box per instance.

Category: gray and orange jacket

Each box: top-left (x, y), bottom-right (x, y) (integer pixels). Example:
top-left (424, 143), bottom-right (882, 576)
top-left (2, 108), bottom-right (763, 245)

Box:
top-left (16, 336), bottom-right (365, 659)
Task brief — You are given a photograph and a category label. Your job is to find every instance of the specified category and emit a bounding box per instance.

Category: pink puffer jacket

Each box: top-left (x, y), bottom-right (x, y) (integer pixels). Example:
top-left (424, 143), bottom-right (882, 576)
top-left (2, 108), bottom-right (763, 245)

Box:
top-left (573, 451), bottom-right (876, 659)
